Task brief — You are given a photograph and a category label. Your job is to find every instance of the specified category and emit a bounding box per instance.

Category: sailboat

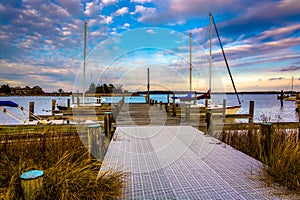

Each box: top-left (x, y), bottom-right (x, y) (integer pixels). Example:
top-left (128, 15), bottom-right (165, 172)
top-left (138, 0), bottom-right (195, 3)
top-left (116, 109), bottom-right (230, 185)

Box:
top-left (277, 76), bottom-right (297, 101)
top-left (174, 13), bottom-right (241, 114)
top-left (57, 22), bottom-right (101, 110)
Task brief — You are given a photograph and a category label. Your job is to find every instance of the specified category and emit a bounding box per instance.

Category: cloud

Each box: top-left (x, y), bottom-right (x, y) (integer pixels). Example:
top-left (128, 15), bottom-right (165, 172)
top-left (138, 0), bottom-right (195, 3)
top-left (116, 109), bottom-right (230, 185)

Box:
top-left (112, 7), bottom-right (129, 16)
top-left (269, 77), bottom-right (284, 81)
top-left (120, 23), bottom-right (130, 29)
top-left (146, 29), bottom-right (156, 34)
top-left (279, 66), bottom-right (300, 72)
top-left (100, 15), bottom-right (113, 24)
top-left (130, 0), bottom-right (152, 3)
top-left (131, 5), bottom-right (156, 22)
top-left (102, 0), bottom-right (118, 5)
top-left (84, 0), bottom-right (101, 16)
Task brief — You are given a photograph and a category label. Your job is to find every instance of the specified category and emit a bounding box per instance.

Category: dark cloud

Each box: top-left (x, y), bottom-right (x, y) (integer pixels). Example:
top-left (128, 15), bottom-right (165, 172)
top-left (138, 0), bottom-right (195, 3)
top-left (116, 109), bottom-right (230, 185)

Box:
top-left (269, 77), bottom-right (284, 81)
top-left (280, 66), bottom-right (300, 72)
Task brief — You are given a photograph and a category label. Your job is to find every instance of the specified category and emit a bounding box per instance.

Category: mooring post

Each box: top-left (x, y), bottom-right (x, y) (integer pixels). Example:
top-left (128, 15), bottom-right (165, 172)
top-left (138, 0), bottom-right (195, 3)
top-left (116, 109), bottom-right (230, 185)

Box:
top-left (71, 95), bottom-right (75, 105)
top-left (280, 90), bottom-right (284, 107)
top-left (261, 122), bottom-right (273, 163)
top-left (164, 103), bottom-right (168, 113)
top-left (249, 101), bottom-right (254, 123)
top-left (67, 99), bottom-right (70, 109)
top-left (29, 102), bottom-right (34, 121)
top-left (159, 101), bottom-right (163, 110)
top-left (172, 98), bottom-right (176, 116)
top-left (104, 112), bottom-right (112, 140)
top-left (206, 111), bottom-right (212, 135)
top-left (20, 170), bottom-right (44, 200)
top-left (76, 95), bottom-right (80, 107)
top-left (222, 99), bottom-right (226, 123)
top-left (185, 105), bottom-right (190, 122)
top-left (87, 124), bottom-right (101, 159)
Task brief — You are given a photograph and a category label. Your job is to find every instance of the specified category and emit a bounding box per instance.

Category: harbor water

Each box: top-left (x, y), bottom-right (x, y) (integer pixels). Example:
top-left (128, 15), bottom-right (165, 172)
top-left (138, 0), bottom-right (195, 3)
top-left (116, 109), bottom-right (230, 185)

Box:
top-left (0, 94), bottom-right (298, 124)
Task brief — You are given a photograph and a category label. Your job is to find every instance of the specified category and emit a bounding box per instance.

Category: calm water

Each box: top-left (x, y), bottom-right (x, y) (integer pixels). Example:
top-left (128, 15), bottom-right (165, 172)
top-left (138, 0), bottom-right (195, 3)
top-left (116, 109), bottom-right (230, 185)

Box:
top-left (0, 94), bottom-right (298, 124)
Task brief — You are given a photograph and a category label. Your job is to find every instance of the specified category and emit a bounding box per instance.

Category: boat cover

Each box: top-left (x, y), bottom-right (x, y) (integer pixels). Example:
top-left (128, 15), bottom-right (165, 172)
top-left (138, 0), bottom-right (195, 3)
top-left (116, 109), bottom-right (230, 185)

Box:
top-left (0, 101), bottom-right (19, 107)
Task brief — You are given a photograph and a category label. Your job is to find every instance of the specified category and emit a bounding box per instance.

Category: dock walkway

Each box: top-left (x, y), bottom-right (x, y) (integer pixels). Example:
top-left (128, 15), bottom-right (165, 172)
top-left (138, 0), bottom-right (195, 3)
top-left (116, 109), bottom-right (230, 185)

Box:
top-left (101, 104), bottom-right (292, 199)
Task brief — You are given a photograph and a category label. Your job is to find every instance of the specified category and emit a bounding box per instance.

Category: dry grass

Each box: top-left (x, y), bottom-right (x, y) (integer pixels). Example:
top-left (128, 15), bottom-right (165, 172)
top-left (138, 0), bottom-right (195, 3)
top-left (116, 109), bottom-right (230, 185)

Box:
top-left (0, 128), bottom-right (124, 199)
top-left (219, 127), bottom-right (300, 191)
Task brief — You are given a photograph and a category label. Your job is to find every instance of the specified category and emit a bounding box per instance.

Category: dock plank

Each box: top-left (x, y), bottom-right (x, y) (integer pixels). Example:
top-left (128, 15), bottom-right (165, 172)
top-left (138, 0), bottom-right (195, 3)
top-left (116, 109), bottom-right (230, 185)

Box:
top-left (101, 126), bottom-right (289, 199)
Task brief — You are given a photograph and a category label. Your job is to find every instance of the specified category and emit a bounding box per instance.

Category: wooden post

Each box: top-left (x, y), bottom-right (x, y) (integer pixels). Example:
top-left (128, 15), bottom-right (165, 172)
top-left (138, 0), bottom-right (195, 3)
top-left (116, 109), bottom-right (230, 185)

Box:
top-left (261, 122), bottom-right (273, 163)
top-left (71, 95), bottom-right (75, 105)
top-left (159, 101), bottom-right (162, 110)
top-left (147, 67), bottom-right (150, 104)
top-left (87, 124), bottom-right (101, 158)
top-left (67, 99), bottom-right (70, 109)
top-left (185, 105), bottom-right (190, 122)
top-left (104, 112), bottom-right (112, 140)
top-left (172, 98), bottom-right (176, 117)
top-left (280, 90), bottom-right (284, 107)
top-left (29, 102), bottom-right (34, 121)
top-left (249, 101), bottom-right (254, 123)
top-left (167, 93), bottom-right (170, 104)
top-left (206, 111), bottom-right (212, 135)
top-left (205, 98), bottom-right (208, 108)
top-left (222, 99), bottom-right (226, 123)
top-left (164, 103), bottom-right (168, 113)
top-left (20, 170), bottom-right (44, 200)
top-left (76, 95), bottom-right (80, 107)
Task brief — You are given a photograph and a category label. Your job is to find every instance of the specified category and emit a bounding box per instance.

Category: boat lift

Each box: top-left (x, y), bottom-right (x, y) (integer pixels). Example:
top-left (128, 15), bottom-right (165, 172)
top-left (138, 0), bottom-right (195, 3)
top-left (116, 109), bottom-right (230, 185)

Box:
top-left (0, 101), bottom-right (50, 125)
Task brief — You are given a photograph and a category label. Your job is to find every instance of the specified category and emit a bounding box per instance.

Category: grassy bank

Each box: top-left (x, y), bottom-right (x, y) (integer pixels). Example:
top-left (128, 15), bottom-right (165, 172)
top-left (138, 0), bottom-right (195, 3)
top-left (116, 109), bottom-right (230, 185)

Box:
top-left (219, 127), bottom-right (300, 191)
top-left (0, 126), bottom-right (124, 199)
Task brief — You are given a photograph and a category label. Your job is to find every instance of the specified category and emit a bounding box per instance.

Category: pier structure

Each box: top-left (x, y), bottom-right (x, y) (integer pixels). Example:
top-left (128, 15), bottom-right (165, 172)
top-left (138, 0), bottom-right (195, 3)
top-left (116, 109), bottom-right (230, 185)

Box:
top-left (100, 103), bottom-right (295, 199)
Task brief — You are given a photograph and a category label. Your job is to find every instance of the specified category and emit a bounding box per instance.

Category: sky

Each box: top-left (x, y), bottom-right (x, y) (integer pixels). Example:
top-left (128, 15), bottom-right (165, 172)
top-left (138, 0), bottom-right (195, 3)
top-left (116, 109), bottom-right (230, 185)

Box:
top-left (0, 0), bottom-right (300, 93)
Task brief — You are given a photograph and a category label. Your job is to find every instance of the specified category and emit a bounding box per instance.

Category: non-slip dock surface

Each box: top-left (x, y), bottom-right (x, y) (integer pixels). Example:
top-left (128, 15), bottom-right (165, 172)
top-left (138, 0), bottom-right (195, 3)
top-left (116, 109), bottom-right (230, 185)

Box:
top-left (101, 126), bottom-right (285, 199)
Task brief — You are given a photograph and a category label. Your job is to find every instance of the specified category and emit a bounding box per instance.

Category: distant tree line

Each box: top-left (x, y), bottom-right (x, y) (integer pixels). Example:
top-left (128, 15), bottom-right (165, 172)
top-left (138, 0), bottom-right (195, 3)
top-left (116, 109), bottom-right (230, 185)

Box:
top-left (86, 83), bottom-right (124, 94)
top-left (0, 84), bottom-right (45, 95)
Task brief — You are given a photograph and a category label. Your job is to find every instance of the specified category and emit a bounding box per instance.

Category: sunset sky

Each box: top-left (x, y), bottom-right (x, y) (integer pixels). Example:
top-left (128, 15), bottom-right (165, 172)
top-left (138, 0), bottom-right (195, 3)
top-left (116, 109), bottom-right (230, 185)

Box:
top-left (0, 0), bottom-right (300, 92)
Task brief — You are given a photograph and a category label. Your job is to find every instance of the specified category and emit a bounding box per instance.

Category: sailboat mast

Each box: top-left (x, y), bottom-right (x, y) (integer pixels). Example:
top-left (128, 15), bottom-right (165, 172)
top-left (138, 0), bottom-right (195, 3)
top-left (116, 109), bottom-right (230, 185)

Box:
top-left (209, 13), bottom-right (212, 93)
top-left (292, 76), bottom-right (294, 95)
top-left (211, 14), bottom-right (241, 105)
top-left (189, 33), bottom-right (192, 92)
top-left (83, 22), bottom-right (87, 105)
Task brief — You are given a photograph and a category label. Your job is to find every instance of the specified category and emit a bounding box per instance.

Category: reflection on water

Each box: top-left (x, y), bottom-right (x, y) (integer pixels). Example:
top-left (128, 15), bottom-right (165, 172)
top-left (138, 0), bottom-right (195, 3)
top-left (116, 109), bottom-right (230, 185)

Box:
top-left (0, 94), bottom-right (298, 124)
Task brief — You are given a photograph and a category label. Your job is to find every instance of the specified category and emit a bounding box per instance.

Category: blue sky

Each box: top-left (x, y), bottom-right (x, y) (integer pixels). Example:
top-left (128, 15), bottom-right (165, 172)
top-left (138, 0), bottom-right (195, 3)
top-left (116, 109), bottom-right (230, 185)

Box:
top-left (0, 0), bottom-right (300, 92)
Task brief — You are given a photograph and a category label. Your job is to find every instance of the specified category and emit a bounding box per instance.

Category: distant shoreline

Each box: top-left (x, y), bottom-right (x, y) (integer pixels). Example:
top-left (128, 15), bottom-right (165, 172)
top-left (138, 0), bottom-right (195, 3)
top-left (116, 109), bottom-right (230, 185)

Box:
top-left (0, 91), bottom-right (294, 97)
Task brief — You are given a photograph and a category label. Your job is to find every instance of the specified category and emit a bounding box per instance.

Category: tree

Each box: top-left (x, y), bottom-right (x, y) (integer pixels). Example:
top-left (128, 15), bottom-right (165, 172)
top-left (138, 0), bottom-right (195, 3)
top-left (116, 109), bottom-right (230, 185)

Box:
top-left (58, 88), bottom-right (64, 94)
top-left (87, 83), bottom-right (96, 94)
top-left (0, 84), bottom-right (11, 94)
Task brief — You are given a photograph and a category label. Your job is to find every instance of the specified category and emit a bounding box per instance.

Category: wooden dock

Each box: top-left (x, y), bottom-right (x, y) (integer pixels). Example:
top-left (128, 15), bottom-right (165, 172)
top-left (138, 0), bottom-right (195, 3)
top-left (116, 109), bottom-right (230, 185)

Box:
top-left (100, 103), bottom-right (296, 199)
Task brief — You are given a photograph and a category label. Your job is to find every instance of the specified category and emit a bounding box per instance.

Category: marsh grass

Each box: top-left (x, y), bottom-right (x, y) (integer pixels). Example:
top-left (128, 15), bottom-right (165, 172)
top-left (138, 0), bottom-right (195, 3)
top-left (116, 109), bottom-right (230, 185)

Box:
top-left (219, 127), bottom-right (300, 191)
top-left (0, 127), bottom-right (124, 199)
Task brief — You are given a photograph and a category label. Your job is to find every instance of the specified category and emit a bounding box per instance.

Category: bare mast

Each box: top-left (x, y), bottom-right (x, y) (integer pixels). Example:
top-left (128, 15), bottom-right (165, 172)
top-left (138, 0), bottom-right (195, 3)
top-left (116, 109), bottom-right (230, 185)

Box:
top-left (209, 13), bottom-right (212, 93)
top-left (189, 33), bottom-right (192, 92)
top-left (83, 22), bottom-right (87, 105)
top-left (210, 13), bottom-right (241, 105)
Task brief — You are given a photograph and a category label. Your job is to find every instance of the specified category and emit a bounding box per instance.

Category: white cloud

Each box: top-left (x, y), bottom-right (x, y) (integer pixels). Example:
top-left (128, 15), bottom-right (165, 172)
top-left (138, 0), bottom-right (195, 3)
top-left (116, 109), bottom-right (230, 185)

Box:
top-left (100, 16), bottom-right (113, 24)
top-left (131, 5), bottom-right (156, 22)
top-left (113, 7), bottom-right (129, 16)
top-left (130, 0), bottom-right (152, 3)
top-left (84, 0), bottom-right (101, 16)
top-left (101, 0), bottom-right (118, 5)
top-left (146, 29), bottom-right (156, 34)
top-left (120, 23), bottom-right (130, 29)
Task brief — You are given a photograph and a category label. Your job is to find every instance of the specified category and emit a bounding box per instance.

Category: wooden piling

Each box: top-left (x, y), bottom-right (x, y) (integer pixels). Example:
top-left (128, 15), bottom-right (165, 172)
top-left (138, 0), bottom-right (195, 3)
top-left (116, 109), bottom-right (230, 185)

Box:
top-left (280, 90), bottom-right (284, 107)
top-left (20, 170), bottom-right (44, 200)
top-left (185, 106), bottom-right (190, 122)
top-left (71, 95), bottom-right (75, 105)
top-left (159, 101), bottom-right (163, 110)
top-left (249, 101), bottom-right (254, 123)
top-left (76, 95), bottom-right (80, 107)
top-left (206, 111), bottom-right (212, 135)
top-left (67, 99), bottom-right (70, 109)
top-left (29, 102), bottom-right (34, 121)
top-left (87, 124), bottom-right (101, 158)
top-left (104, 112), bottom-right (112, 140)
top-left (261, 122), bottom-right (273, 163)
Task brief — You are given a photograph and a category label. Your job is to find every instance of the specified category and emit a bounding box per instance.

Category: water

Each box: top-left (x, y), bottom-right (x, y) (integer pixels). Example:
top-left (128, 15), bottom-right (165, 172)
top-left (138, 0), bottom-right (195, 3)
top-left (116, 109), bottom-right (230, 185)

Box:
top-left (0, 94), bottom-right (298, 124)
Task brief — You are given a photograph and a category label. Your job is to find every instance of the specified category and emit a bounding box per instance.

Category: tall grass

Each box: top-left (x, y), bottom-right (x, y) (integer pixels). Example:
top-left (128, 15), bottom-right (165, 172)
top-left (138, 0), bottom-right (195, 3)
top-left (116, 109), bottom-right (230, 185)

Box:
top-left (219, 127), bottom-right (300, 191)
top-left (0, 128), bottom-right (124, 199)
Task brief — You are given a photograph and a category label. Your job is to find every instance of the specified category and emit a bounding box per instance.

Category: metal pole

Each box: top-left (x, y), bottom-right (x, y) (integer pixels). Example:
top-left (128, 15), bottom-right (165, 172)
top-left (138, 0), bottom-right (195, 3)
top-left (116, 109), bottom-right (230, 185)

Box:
top-left (83, 22), bottom-right (87, 105)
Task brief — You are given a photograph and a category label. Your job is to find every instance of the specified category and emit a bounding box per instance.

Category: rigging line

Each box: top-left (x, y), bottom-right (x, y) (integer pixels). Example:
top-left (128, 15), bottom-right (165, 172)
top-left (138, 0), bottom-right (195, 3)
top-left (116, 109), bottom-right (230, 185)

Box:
top-left (211, 14), bottom-right (241, 105)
